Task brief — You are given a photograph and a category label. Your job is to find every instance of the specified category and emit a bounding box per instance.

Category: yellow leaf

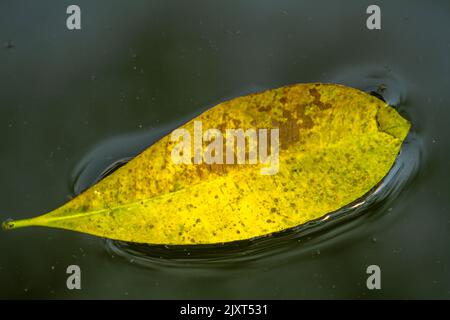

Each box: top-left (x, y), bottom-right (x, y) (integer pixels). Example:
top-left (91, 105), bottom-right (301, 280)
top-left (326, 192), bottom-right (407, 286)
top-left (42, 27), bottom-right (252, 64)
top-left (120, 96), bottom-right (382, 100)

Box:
top-left (2, 83), bottom-right (410, 245)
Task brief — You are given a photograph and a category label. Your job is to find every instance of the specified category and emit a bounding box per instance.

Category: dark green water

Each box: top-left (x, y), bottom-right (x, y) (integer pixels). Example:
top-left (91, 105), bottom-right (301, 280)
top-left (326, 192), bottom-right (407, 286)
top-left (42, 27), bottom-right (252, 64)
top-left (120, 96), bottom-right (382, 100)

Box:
top-left (1, 0), bottom-right (449, 299)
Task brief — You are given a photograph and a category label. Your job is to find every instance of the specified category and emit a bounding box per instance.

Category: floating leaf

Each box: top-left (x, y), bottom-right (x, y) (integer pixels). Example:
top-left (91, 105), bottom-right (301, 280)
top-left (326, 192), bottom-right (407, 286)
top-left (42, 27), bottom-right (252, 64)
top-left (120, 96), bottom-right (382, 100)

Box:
top-left (2, 83), bottom-right (410, 245)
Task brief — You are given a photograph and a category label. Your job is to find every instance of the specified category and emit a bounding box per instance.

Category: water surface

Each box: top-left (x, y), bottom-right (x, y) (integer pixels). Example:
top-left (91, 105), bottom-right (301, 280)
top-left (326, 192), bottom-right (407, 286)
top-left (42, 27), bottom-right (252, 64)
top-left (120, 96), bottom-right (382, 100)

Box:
top-left (0, 0), bottom-right (449, 299)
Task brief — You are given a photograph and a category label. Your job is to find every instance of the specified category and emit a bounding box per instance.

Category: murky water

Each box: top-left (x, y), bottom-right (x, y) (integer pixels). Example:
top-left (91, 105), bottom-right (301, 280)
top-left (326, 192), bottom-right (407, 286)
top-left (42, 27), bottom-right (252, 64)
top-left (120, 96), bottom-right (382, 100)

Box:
top-left (1, 0), bottom-right (449, 299)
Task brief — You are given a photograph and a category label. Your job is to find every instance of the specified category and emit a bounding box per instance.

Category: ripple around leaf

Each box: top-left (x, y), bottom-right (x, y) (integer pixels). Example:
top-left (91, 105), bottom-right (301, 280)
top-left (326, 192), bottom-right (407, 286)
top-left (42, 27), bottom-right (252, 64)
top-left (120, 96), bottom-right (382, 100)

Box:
top-left (66, 85), bottom-right (421, 269)
top-left (104, 130), bottom-right (422, 269)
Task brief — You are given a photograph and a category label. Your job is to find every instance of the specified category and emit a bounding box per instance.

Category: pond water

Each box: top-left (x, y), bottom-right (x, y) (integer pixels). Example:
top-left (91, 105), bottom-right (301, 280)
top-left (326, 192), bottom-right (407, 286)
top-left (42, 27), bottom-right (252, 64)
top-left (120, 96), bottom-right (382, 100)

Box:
top-left (0, 0), bottom-right (449, 299)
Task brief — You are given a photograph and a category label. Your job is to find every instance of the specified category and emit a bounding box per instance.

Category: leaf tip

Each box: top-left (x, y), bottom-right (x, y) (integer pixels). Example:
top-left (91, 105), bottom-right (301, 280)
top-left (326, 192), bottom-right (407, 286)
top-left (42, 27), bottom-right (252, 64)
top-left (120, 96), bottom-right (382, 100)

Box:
top-left (2, 217), bottom-right (38, 231)
top-left (2, 218), bottom-right (16, 231)
top-left (376, 104), bottom-right (411, 141)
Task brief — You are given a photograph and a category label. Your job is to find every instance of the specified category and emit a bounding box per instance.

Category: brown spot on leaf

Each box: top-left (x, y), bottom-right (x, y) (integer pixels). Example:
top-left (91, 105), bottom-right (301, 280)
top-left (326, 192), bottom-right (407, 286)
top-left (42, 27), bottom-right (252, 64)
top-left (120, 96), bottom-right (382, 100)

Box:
top-left (309, 88), bottom-right (332, 110)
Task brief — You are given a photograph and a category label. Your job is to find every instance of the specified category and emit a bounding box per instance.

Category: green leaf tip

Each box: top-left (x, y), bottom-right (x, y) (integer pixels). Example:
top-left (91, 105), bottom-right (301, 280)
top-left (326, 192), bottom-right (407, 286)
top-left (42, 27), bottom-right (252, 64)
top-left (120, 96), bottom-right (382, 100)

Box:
top-left (2, 219), bottom-right (16, 230)
top-left (2, 217), bottom-right (38, 230)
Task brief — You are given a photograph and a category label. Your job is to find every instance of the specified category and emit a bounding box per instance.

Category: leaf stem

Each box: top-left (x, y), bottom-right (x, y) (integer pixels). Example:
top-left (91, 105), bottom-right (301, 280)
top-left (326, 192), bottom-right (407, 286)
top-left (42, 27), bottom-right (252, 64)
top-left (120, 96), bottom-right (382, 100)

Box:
top-left (2, 217), bottom-right (41, 230)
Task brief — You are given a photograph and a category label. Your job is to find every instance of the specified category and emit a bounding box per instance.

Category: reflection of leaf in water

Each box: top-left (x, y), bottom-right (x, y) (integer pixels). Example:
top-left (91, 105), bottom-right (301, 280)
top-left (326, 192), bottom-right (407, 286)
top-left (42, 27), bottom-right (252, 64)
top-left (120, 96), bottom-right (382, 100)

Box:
top-left (3, 83), bottom-right (410, 245)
